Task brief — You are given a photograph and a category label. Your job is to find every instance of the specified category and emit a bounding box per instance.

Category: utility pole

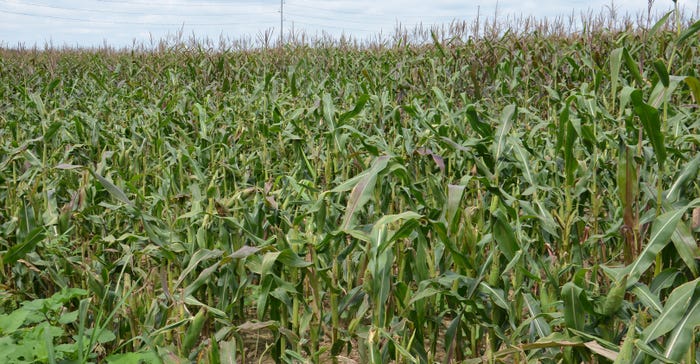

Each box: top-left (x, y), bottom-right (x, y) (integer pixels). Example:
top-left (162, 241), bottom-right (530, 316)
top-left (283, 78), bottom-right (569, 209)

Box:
top-left (280, 0), bottom-right (284, 46)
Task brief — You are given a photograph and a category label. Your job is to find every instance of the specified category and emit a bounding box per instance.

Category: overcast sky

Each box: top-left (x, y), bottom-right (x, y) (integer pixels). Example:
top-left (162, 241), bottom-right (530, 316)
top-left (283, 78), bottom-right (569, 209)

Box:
top-left (0, 0), bottom-right (697, 48)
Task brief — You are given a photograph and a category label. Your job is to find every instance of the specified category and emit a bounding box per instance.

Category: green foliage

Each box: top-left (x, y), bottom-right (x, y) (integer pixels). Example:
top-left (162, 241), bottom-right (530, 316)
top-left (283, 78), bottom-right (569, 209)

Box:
top-left (0, 289), bottom-right (89, 363)
top-left (1, 11), bottom-right (699, 363)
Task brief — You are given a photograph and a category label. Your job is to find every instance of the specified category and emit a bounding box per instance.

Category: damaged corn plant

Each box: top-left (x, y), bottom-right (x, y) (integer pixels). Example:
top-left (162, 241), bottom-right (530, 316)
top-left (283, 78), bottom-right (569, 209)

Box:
top-left (1, 10), bottom-right (700, 364)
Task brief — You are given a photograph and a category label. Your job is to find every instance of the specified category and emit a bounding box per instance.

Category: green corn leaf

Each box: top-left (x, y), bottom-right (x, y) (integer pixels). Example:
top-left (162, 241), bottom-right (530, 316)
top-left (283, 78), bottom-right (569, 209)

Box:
top-left (261, 251), bottom-right (285, 276)
top-left (277, 249), bottom-right (312, 268)
top-left (562, 282), bottom-right (585, 331)
top-left (380, 329), bottom-right (419, 363)
top-left (609, 47), bottom-right (623, 108)
top-left (444, 315), bottom-right (461, 359)
top-left (29, 92), bottom-right (46, 117)
top-left (256, 276), bottom-right (273, 321)
top-left (446, 184), bottom-right (465, 232)
top-left (370, 211), bottom-right (422, 254)
top-left (622, 48), bottom-right (645, 86)
top-left (175, 249), bottom-right (224, 290)
top-left (432, 87), bottom-right (450, 115)
top-left (631, 90), bottom-right (666, 169)
top-left (652, 59), bottom-right (669, 88)
top-left (44, 78), bottom-right (60, 93)
top-left (665, 154), bottom-right (700, 202)
top-left (480, 282), bottom-right (509, 310)
top-left (338, 155), bottom-right (391, 231)
top-left (534, 200), bottom-right (559, 238)
top-left (229, 245), bottom-right (261, 260)
top-left (55, 163), bottom-right (83, 170)
top-left (617, 143), bottom-right (637, 225)
top-left (183, 263), bottom-right (221, 297)
top-left (379, 215), bottom-right (421, 255)
top-left (683, 76), bottom-right (700, 105)
top-left (370, 211), bottom-right (422, 236)
top-left (77, 298), bottom-right (88, 363)
top-left (194, 102), bottom-right (208, 139)
top-left (44, 121), bottom-right (62, 142)
top-left (492, 208), bottom-right (519, 261)
top-left (677, 19), bottom-right (700, 45)
top-left (564, 106), bottom-right (578, 186)
top-left (148, 318), bottom-right (190, 338)
top-left (523, 293), bottom-right (552, 338)
top-left (634, 340), bottom-right (677, 363)
top-left (509, 136), bottom-right (534, 186)
top-left (525, 332), bottom-right (582, 350)
top-left (631, 283), bottom-right (663, 315)
top-left (500, 250), bottom-right (523, 279)
top-left (493, 103), bottom-right (516, 170)
top-left (321, 92), bottom-right (336, 130)
top-left (91, 170), bottom-right (134, 206)
top-left (671, 221), bottom-right (699, 277)
top-left (651, 269), bottom-right (682, 295)
top-left (618, 86), bottom-right (636, 113)
top-left (641, 278), bottom-right (699, 343)
top-left (648, 77), bottom-right (682, 109)
top-left (431, 30), bottom-right (446, 58)
top-left (584, 341), bottom-right (618, 361)
top-left (650, 12), bottom-right (673, 38)
top-left (3, 227), bottom-right (45, 266)
top-left (663, 290), bottom-right (700, 361)
top-left (433, 221), bottom-right (473, 273)
top-left (338, 94), bottom-right (369, 124)
top-left (408, 285), bottom-right (442, 305)
top-left (626, 205), bottom-right (690, 288)
top-left (465, 105), bottom-right (492, 138)
top-left (568, 329), bottom-right (618, 351)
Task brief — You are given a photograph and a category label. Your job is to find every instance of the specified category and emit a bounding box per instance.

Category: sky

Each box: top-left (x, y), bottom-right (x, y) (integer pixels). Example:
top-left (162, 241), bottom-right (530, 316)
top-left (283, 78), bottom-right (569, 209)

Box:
top-left (0, 0), bottom-right (697, 48)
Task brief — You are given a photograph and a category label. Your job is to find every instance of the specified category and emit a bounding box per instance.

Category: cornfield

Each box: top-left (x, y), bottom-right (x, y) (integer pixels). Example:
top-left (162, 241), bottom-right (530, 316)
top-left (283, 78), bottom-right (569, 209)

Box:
top-left (1, 9), bottom-right (700, 364)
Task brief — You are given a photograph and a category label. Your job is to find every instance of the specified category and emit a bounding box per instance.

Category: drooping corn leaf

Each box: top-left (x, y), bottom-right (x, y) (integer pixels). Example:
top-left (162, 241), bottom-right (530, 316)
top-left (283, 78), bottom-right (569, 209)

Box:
top-left (562, 282), bottom-right (585, 331)
top-left (337, 155), bottom-right (391, 231)
top-left (641, 278), bottom-right (699, 343)
top-left (631, 90), bottom-right (666, 169)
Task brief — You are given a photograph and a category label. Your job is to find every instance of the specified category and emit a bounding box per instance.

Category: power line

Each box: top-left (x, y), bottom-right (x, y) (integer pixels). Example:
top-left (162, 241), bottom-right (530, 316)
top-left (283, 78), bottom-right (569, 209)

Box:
top-left (1, 0), bottom-right (273, 17)
top-left (0, 8), bottom-right (276, 26)
top-left (4, 0), bottom-right (143, 16)
top-left (92, 0), bottom-right (266, 7)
